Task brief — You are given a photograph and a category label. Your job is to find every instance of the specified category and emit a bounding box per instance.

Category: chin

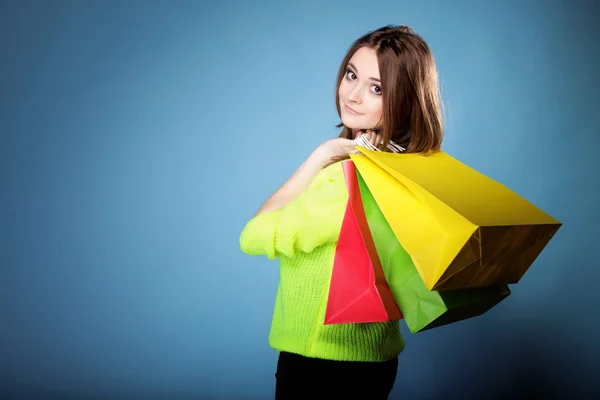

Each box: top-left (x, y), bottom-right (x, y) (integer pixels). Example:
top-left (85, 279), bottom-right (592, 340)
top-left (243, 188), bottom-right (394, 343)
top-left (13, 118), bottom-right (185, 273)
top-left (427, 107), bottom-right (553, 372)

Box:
top-left (342, 121), bottom-right (375, 136)
top-left (340, 115), bottom-right (363, 130)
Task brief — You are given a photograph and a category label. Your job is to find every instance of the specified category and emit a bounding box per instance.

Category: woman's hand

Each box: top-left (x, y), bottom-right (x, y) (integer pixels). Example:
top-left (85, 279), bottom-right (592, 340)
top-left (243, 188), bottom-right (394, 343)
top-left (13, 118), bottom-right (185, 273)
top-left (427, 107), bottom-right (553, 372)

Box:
top-left (358, 130), bottom-right (383, 148)
top-left (318, 137), bottom-right (358, 162)
top-left (317, 130), bottom-right (382, 163)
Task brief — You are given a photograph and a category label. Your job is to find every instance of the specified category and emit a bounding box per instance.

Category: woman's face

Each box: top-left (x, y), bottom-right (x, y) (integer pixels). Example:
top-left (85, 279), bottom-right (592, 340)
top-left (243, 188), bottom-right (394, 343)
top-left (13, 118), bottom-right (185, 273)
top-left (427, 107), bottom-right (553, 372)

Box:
top-left (338, 46), bottom-right (384, 138)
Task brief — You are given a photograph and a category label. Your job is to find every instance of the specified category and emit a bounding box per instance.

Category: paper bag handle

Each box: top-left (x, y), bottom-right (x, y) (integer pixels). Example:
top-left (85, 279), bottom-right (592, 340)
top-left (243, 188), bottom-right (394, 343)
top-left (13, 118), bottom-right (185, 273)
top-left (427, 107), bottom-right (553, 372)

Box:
top-left (355, 134), bottom-right (405, 153)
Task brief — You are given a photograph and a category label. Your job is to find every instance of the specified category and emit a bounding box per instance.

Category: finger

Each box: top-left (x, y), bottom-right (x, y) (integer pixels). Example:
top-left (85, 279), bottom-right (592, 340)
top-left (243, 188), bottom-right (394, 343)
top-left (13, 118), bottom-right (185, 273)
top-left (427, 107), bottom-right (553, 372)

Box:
top-left (375, 132), bottom-right (384, 147)
top-left (369, 132), bottom-right (379, 146)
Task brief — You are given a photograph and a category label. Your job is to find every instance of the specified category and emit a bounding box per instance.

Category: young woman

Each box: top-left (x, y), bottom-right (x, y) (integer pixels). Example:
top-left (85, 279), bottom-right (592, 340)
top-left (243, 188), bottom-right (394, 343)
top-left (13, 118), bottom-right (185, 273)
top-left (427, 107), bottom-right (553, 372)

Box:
top-left (239, 25), bottom-right (444, 399)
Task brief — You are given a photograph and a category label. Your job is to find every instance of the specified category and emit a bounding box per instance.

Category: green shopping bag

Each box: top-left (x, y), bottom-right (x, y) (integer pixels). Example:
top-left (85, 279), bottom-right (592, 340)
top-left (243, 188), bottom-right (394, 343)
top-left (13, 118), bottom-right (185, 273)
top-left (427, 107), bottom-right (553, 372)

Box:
top-left (356, 168), bottom-right (511, 333)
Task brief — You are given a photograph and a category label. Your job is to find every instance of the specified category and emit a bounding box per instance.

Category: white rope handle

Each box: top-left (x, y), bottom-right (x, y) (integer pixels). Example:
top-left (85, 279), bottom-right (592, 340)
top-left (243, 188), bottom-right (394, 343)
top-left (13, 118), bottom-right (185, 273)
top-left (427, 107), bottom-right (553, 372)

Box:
top-left (355, 134), bottom-right (405, 153)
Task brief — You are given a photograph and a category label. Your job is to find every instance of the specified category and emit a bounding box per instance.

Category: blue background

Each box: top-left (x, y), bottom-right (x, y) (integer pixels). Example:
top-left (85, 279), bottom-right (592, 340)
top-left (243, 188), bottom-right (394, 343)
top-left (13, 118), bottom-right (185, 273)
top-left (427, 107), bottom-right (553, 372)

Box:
top-left (1, 0), bottom-right (598, 399)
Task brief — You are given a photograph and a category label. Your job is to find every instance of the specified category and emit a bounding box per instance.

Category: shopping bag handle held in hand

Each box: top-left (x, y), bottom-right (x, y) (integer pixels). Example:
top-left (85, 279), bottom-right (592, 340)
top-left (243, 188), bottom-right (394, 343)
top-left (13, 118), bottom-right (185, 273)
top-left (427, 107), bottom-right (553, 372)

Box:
top-left (354, 134), bottom-right (405, 153)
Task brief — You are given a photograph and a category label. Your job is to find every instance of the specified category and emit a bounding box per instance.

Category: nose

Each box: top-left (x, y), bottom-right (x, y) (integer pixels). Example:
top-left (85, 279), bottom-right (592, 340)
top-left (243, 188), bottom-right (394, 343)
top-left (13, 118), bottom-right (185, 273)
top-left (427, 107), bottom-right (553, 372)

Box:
top-left (347, 85), bottom-right (363, 104)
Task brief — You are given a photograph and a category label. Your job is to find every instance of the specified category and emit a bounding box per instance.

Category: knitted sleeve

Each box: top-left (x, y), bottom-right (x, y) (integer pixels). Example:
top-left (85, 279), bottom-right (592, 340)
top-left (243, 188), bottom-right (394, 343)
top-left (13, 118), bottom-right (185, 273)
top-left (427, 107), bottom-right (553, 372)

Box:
top-left (239, 162), bottom-right (347, 259)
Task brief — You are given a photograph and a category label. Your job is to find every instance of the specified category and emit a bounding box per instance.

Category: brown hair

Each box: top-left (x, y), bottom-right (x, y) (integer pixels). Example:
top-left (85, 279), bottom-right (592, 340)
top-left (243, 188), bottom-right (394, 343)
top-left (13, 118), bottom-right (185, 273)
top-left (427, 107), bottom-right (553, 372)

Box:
top-left (335, 25), bottom-right (444, 154)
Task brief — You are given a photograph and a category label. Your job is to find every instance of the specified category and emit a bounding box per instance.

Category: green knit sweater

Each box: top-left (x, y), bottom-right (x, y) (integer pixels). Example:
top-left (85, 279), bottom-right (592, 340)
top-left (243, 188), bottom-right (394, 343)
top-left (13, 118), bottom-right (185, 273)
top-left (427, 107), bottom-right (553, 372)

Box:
top-left (239, 161), bottom-right (404, 362)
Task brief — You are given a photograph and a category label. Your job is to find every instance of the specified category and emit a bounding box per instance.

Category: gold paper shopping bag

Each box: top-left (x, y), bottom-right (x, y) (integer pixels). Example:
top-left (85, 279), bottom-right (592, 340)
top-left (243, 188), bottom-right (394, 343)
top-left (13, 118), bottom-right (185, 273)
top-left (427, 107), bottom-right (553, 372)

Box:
top-left (350, 148), bottom-right (562, 291)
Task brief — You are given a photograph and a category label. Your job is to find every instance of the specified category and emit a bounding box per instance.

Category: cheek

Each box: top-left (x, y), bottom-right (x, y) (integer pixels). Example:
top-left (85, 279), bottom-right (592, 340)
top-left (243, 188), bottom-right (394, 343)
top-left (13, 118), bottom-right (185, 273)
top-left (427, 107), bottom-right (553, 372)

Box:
top-left (367, 97), bottom-right (384, 120)
top-left (338, 82), bottom-right (348, 99)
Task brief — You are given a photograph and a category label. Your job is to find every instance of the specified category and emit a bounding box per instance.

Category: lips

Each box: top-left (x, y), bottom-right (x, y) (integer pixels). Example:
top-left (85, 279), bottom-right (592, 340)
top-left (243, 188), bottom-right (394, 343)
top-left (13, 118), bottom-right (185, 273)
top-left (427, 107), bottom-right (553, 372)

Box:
top-left (344, 104), bottom-right (362, 115)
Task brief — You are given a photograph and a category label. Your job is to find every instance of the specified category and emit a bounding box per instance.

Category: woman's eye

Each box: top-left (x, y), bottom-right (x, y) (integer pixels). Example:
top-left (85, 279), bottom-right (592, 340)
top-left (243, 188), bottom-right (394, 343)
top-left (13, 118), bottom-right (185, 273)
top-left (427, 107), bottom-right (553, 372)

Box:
top-left (372, 85), bottom-right (382, 95)
top-left (346, 69), bottom-right (356, 80)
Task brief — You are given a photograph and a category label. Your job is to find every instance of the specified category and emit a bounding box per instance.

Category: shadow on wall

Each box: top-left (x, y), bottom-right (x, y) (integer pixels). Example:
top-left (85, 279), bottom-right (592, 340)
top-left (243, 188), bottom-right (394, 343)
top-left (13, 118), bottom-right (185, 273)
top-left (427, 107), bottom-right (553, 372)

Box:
top-left (462, 342), bottom-right (574, 400)
top-left (392, 318), bottom-right (593, 400)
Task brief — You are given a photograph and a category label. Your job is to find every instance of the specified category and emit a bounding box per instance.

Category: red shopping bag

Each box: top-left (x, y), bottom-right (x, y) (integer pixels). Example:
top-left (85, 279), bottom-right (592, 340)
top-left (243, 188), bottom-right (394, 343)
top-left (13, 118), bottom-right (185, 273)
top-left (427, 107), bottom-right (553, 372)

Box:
top-left (324, 161), bottom-right (403, 324)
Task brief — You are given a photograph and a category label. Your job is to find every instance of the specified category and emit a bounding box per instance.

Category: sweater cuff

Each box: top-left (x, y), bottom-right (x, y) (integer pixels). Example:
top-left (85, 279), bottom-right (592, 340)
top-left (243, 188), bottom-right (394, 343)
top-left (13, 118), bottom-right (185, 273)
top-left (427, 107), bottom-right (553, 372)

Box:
top-left (239, 210), bottom-right (280, 259)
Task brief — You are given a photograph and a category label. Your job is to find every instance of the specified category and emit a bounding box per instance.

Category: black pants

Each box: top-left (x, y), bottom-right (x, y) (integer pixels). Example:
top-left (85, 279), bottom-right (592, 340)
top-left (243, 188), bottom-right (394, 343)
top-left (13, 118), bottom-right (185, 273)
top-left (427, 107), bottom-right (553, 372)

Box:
top-left (275, 351), bottom-right (398, 399)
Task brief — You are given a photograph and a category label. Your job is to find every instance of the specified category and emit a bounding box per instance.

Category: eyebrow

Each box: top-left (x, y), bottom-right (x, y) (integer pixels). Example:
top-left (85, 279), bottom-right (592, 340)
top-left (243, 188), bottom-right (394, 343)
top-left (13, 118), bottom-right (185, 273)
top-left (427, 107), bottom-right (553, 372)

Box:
top-left (348, 62), bottom-right (381, 83)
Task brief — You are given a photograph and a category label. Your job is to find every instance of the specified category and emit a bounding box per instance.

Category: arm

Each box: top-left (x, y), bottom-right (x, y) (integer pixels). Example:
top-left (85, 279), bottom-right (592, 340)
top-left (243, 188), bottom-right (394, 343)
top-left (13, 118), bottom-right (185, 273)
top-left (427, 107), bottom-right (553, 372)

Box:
top-left (239, 163), bottom-right (346, 259)
top-left (253, 146), bottom-right (332, 217)
top-left (253, 133), bottom-right (381, 216)
top-left (239, 137), bottom-right (365, 259)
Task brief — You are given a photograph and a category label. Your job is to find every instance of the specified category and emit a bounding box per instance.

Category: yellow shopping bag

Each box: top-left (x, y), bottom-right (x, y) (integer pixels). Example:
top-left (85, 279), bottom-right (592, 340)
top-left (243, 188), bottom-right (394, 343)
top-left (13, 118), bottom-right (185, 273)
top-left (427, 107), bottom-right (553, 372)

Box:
top-left (350, 148), bottom-right (562, 291)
